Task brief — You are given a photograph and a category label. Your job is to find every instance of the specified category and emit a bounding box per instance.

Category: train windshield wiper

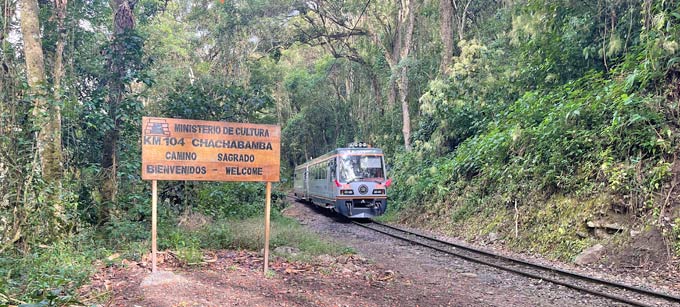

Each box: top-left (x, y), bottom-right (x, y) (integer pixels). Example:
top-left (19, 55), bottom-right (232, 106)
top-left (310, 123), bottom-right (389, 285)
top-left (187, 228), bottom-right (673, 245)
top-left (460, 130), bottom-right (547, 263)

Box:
top-left (347, 177), bottom-right (364, 183)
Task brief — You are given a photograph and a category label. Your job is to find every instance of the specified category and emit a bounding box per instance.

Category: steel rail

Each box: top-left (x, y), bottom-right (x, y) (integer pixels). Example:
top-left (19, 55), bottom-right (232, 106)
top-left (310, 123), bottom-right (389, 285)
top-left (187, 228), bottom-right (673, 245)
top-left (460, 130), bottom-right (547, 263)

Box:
top-left (372, 220), bottom-right (680, 303)
top-left (352, 220), bottom-right (680, 307)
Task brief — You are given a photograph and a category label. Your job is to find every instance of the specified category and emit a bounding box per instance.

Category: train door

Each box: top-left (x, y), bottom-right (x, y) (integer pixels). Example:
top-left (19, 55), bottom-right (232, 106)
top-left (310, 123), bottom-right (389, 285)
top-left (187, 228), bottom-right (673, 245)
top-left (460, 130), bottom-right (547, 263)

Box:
top-left (306, 167), bottom-right (311, 200)
top-left (328, 158), bottom-right (337, 199)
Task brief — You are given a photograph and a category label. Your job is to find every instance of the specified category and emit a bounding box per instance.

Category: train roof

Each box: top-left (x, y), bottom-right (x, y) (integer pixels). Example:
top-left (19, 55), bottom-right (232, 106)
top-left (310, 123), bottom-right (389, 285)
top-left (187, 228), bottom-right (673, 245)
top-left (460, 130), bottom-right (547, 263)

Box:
top-left (294, 147), bottom-right (384, 170)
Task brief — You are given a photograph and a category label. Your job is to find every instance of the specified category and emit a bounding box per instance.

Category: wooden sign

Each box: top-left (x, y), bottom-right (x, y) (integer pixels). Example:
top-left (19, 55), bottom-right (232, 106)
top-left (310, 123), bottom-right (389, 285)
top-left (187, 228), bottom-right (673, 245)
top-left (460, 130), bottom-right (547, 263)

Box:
top-left (141, 117), bottom-right (281, 182)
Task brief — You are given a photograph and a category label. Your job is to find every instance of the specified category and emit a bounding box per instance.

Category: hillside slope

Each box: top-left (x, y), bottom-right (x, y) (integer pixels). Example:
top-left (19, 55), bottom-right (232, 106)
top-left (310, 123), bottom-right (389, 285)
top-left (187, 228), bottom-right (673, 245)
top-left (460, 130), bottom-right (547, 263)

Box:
top-left (389, 1), bottom-right (680, 268)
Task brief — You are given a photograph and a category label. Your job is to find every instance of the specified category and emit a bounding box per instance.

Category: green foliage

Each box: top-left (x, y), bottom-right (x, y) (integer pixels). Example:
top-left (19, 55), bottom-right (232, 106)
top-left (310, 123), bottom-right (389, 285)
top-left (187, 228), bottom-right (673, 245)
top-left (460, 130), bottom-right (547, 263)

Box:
top-left (397, 67), bottom-right (672, 209)
top-left (196, 182), bottom-right (272, 219)
top-left (388, 0), bottom-right (680, 259)
top-left (157, 79), bottom-right (275, 123)
top-left (164, 229), bottom-right (203, 265)
top-left (158, 215), bottom-right (352, 263)
top-left (509, 196), bottom-right (599, 260)
top-left (0, 232), bottom-right (107, 305)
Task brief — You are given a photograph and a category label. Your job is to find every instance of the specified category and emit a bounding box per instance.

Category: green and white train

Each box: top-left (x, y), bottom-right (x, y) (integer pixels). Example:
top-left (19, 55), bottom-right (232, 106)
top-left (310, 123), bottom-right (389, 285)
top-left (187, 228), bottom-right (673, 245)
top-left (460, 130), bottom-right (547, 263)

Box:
top-left (293, 143), bottom-right (390, 218)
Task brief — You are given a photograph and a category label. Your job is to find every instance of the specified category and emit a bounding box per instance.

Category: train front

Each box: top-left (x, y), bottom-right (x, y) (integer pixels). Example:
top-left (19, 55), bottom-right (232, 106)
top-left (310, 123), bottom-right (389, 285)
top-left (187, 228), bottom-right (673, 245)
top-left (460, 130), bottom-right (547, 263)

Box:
top-left (334, 148), bottom-right (390, 218)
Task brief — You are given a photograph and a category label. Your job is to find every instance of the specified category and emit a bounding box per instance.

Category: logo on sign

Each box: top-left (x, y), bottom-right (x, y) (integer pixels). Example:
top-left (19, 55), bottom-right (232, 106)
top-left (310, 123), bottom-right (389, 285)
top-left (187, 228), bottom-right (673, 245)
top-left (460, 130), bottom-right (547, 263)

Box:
top-left (145, 119), bottom-right (171, 136)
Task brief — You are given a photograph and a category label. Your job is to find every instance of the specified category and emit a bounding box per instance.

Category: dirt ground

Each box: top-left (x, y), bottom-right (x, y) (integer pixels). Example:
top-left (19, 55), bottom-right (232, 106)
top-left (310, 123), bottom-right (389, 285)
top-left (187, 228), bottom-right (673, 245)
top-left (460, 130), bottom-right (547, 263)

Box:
top-left (81, 200), bottom-right (675, 306)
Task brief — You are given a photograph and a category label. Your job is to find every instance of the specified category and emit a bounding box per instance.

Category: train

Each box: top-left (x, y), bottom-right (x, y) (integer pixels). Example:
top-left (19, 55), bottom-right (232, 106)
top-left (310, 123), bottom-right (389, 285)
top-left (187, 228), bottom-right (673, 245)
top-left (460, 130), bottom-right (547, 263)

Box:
top-left (293, 143), bottom-right (391, 218)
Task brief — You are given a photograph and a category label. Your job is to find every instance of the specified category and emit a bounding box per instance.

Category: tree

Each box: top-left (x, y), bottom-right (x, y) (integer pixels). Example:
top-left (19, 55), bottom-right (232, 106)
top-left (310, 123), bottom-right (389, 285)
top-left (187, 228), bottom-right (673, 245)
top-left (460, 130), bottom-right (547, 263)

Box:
top-left (396, 0), bottom-right (416, 151)
top-left (100, 0), bottom-right (139, 219)
top-left (369, 0), bottom-right (419, 151)
top-left (439, 0), bottom-right (454, 75)
top-left (52, 0), bottom-right (68, 93)
top-left (19, 0), bottom-right (64, 218)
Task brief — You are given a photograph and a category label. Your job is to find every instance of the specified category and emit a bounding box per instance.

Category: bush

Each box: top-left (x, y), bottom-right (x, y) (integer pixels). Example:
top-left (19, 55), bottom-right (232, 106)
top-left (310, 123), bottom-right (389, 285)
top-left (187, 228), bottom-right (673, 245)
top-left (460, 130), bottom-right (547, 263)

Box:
top-left (0, 231), bottom-right (107, 305)
top-left (196, 182), bottom-right (286, 219)
top-left (157, 214), bottom-right (351, 264)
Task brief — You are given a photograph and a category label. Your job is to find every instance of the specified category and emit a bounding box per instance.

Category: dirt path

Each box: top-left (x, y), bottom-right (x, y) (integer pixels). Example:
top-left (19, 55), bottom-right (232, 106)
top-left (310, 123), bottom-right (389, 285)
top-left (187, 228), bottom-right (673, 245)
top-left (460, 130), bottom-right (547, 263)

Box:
top-left (86, 249), bottom-right (479, 306)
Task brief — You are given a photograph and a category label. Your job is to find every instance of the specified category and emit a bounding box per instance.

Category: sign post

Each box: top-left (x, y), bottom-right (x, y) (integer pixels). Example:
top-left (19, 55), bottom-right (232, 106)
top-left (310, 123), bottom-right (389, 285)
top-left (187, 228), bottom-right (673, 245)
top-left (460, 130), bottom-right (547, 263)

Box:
top-left (141, 117), bottom-right (280, 274)
top-left (264, 182), bottom-right (271, 274)
top-left (152, 180), bottom-right (158, 272)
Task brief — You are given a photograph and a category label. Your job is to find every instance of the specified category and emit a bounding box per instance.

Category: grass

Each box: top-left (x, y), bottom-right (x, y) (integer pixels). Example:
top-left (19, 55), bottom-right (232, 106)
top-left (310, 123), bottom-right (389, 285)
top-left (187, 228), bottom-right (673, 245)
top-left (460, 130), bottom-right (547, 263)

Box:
top-left (158, 213), bottom-right (353, 264)
top-left (0, 230), bottom-right (109, 305)
top-left (436, 192), bottom-right (607, 261)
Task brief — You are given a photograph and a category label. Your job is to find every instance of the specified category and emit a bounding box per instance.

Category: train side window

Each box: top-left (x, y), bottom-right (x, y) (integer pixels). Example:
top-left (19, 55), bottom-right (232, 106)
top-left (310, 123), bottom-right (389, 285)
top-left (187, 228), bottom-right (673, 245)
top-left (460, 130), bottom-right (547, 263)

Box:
top-left (329, 159), bottom-right (336, 181)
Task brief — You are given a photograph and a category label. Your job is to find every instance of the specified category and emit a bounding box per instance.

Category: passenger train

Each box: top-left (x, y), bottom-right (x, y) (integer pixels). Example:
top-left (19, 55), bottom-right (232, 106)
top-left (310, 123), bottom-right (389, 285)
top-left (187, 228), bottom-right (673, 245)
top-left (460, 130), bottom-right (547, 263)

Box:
top-left (293, 143), bottom-right (391, 218)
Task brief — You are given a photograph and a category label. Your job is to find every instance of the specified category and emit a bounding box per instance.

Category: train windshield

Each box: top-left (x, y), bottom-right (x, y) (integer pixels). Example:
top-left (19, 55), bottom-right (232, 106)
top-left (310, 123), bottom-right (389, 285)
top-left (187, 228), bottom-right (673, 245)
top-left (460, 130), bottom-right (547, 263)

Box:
top-left (339, 155), bottom-right (385, 183)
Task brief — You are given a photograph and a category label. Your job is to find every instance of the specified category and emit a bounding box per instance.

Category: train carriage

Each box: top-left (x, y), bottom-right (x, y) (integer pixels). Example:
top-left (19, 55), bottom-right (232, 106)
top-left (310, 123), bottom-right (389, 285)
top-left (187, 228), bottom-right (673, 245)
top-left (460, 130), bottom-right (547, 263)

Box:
top-left (293, 143), bottom-right (390, 218)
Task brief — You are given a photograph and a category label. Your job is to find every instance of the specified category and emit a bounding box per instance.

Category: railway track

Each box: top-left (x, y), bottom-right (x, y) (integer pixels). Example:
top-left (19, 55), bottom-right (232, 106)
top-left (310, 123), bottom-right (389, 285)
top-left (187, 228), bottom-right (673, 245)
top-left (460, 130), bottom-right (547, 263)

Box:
top-left (351, 220), bottom-right (680, 307)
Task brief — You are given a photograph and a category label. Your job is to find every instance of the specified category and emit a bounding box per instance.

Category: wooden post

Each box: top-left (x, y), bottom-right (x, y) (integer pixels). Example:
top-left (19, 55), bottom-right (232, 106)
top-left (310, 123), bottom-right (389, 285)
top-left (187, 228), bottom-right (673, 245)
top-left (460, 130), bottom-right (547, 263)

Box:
top-left (264, 181), bottom-right (272, 274)
top-left (152, 180), bottom-right (158, 273)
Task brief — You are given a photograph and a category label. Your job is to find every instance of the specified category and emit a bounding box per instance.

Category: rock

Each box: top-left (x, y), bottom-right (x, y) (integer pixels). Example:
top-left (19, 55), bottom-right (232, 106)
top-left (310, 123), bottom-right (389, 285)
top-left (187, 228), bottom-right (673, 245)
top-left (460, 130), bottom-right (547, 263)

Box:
top-left (630, 230), bottom-right (641, 237)
top-left (587, 219), bottom-right (626, 232)
top-left (576, 231), bottom-right (588, 239)
top-left (274, 246), bottom-right (300, 256)
top-left (352, 255), bottom-right (368, 262)
top-left (594, 228), bottom-right (610, 239)
top-left (316, 254), bottom-right (335, 264)
top-left (574, 244), bottom-right (605, 266)
top-left (140, 271), bottom-right (188, 287)
top-left (603, 223), bottom-right (626, 232)
top-left (487, 232), bottom-right (499, 243)
top-left (460, 272), bottom-right (478, 278)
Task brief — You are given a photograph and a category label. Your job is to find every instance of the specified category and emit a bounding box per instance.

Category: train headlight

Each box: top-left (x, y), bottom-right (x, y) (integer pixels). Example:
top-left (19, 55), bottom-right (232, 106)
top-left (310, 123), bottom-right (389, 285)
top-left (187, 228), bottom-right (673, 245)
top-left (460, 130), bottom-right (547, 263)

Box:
top-left (340, 189), bottom-right (354, 195)
top-left (372, 189), bottom-right (385, 195)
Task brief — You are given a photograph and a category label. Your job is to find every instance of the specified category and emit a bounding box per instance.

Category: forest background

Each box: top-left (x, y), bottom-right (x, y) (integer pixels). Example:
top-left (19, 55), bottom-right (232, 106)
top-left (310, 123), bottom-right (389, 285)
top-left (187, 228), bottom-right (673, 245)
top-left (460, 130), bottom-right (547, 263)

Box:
top-left (1, 0), bottom-right (679, 304)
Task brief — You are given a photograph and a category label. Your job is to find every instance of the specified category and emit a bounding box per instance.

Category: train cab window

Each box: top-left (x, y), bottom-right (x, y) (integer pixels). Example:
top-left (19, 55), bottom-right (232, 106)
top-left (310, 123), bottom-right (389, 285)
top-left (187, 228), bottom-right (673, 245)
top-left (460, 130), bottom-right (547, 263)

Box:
top-left (339, 155), bottom-right (385, 183)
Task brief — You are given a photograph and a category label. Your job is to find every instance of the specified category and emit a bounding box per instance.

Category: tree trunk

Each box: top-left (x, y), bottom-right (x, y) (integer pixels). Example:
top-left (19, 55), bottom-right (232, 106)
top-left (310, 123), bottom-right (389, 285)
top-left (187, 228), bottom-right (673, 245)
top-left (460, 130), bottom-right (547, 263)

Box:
top-left (20, 0), bottom-right (64, 230)
top-left (51, 0), bottom-right (66, 187)
top-left (53, 0), bottom-right (67, 93)
top-left (453, 0), bottom-right (473, 41)
top-left (370, 70), bottom-right (382, 108)
top-left (15, 0), bottom-right (64, 238)
top-left (101, 0), bottom-right (136, 221)
top-left (397, 0), bottom-right (416, 151)
top-left (380, 2), bottom-right (402, 109)
top-left (439, 0), bottom-right (454, 75)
